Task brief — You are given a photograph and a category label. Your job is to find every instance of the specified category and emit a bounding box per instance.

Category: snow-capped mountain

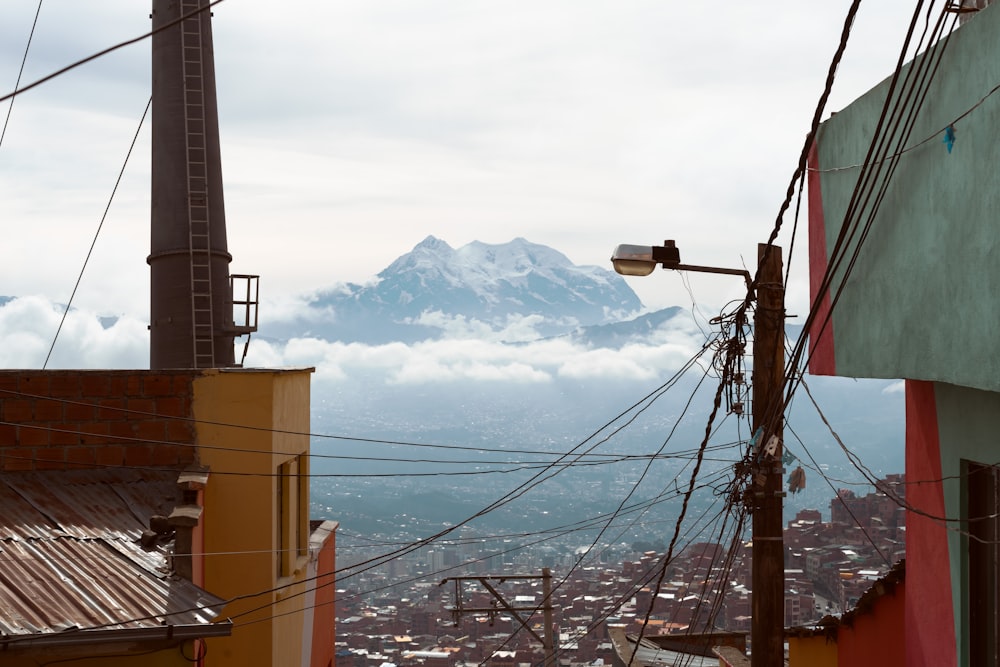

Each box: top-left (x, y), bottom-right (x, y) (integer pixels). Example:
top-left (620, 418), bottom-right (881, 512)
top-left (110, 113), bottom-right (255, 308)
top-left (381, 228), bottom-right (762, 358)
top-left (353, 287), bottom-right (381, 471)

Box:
top-left (262, 236), bottom-right (646, 344)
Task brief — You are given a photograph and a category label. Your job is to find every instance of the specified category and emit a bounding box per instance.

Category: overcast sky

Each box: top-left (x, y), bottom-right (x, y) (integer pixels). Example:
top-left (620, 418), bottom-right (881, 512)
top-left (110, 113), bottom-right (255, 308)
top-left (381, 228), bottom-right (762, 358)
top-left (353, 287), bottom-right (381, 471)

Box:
top-left (0, 0), bottom-right (924, 318)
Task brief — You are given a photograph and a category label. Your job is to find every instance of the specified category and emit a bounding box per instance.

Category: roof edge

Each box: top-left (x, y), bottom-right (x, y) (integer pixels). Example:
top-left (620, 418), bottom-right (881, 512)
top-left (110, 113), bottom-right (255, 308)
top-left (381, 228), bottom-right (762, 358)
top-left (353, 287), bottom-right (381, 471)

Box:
top-left (0, 621), bottom-right (233, 650)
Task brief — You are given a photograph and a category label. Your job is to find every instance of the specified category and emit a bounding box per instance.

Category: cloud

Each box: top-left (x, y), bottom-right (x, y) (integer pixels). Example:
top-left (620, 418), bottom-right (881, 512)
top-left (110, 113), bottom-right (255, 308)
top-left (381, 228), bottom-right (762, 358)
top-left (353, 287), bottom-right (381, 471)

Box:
top-left (0, 297), bottom-right (147, 369)
top-left (0, 296), bottom-right (731, 387)
top-left (407, 311), bottom-right (567, 342)
top-left (882, 380), bottom-right (906, 395)
top-left (243, 323), bottom-right (704, 386)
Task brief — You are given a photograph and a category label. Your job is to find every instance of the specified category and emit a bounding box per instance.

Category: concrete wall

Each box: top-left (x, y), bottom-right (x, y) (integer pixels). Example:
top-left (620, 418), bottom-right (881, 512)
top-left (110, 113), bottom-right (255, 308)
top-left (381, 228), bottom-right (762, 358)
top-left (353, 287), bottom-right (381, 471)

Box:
top-left (807, 7), bottom-right (1000, 665)
top-left (808, 5), bottom-right (1000, 392)
top-left (193, 368), bottom-right (316, 667)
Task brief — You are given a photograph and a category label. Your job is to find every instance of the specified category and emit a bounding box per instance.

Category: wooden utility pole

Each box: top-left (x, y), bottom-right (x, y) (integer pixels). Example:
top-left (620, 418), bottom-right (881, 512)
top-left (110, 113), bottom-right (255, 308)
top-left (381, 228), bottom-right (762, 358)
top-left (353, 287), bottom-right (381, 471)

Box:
top-left (750, 244), bottom-right (785, 667)
top-left (440, 569), bottom-right (556, 667)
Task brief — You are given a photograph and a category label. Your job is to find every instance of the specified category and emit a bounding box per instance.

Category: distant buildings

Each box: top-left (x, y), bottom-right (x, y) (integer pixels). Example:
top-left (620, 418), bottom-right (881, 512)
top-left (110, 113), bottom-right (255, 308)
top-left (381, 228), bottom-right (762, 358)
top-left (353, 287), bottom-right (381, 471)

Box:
top-left (333, 475), bottom-right (905, 667)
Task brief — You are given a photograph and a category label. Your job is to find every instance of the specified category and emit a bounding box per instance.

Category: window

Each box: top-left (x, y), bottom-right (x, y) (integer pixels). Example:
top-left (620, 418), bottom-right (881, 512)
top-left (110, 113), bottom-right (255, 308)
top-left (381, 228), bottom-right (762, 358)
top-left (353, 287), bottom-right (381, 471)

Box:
top-left (297, 454), bottom-right (309, 559)
top-left (278, 460), bottom-right (293, 578)
top-left (967, 461), bottom-right (1000, 666)
top-left (277, 455), bottom-right (309, 578)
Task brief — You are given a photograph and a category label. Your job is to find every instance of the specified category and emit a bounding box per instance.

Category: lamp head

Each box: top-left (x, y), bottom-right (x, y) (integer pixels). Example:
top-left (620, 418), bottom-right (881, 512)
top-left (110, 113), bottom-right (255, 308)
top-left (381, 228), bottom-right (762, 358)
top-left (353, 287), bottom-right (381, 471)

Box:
top-left (610, 240), bottom-right (680, 276)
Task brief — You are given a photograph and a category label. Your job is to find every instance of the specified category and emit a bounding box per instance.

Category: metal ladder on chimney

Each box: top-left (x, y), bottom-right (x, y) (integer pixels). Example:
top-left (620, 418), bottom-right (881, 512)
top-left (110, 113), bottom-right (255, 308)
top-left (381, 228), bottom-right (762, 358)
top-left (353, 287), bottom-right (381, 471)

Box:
top-left (180, 0), bottom-right (215, 368)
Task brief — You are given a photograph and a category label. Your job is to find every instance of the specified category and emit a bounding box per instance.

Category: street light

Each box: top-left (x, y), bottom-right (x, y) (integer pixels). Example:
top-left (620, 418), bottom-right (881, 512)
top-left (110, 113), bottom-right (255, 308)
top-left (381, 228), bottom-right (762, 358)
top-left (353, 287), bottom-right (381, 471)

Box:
top-left (610, 240), bottom-right (752, 287)
top-left (610, 239), bottom-right (785, 667)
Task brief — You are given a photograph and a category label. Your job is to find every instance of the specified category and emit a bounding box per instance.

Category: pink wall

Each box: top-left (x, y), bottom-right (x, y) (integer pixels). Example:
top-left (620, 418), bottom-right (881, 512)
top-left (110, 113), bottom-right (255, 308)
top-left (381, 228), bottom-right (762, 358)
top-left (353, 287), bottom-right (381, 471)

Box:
top-left (904, 380), bottom-right (956, 667)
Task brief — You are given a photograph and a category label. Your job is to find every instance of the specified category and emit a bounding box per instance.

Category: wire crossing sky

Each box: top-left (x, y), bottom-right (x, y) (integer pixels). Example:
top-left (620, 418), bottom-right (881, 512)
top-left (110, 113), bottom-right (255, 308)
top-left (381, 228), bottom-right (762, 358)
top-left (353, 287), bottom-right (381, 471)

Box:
top-left (1, 1), bottom-right (922, 320)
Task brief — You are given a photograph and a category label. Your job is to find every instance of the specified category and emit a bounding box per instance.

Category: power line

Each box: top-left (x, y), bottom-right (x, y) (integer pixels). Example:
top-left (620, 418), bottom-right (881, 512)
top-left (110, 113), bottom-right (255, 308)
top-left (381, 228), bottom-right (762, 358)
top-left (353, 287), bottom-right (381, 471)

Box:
top-left (784, 421), bottom-right (892, 566)
top-left (0, 408), bottom-right (746, 476)
top-left (44, 97), bottom-right (151, 369)
top-left (28, 352), bottom-right (729, 638)
top-left (480, 494), bottom-right (741, 666)
top-left (0, 450), bottom-right (740, 480)
top-left (0, 0), bottom-right (226, 106)
top-left (627, 322), bottom-right (742, 662)
top-left (548, 354), bottom-right (722, 601)
top-left (785, 1), bottom-right (956, 402)
top-left (0, 0), bottom-right (42, 150)
top-left (0, 467), bottom-right (735, 576)
top-left (0, 387), bottom-right (723, 460)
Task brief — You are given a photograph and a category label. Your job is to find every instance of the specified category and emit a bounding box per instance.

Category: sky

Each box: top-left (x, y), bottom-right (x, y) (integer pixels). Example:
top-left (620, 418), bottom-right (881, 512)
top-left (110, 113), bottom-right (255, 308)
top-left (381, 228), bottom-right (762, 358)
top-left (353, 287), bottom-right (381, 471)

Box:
top-left (0, 0), bottom-right (924, 374)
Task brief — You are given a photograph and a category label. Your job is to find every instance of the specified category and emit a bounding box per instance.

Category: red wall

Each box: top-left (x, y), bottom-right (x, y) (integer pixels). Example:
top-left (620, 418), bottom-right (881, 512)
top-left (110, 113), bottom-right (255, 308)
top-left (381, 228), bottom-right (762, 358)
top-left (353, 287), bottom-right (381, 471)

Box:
top-left (311, 527), bottom-right (337, 667)
top-left (0, 370), bottom-right (197, 471)
top-left (806, 142), bottom-right (836, 376)
top-left (837, 581), bottom-right (905, 666)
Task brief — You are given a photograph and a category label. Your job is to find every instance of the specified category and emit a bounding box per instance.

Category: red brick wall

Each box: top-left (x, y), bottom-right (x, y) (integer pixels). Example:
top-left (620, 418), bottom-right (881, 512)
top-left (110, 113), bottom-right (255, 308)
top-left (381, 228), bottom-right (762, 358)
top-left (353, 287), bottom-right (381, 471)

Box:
top-left (0, 370), bottom-right (198, 472)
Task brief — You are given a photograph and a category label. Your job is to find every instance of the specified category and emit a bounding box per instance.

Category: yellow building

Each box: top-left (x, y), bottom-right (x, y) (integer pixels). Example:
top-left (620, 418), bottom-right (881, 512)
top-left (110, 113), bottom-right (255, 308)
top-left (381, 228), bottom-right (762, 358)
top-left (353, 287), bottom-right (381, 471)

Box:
top-left (194, 368), bottom-right (336, 666)
top-left (0, 369), bottom-right (337, 667)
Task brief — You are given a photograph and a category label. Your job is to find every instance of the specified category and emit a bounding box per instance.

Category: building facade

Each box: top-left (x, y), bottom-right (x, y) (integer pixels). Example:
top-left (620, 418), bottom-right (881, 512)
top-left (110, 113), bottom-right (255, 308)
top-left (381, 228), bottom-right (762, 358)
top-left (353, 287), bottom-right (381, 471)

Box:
top-left (807, 4), bottom-right (1000, 664)
top-left (0, 368), bottom-right (337, 666)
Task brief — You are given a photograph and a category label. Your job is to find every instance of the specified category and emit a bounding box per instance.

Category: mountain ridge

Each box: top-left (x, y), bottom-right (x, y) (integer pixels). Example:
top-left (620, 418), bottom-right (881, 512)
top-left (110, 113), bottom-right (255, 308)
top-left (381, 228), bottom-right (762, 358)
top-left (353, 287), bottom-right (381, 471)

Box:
top-left (261, 236), bottom-right (651, 345)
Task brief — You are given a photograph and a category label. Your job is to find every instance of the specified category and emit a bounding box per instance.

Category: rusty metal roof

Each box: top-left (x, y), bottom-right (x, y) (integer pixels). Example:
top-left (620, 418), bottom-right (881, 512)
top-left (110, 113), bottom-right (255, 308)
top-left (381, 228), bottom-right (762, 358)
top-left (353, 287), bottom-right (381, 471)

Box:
top-left (0, 469), bottom-right (230, 648)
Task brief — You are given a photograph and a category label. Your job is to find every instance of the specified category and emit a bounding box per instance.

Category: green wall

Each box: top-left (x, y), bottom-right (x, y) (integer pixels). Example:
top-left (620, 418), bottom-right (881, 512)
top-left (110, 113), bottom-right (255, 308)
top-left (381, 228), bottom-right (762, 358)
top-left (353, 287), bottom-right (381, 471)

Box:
top-left (813, 5), bottom-right (1000, 393)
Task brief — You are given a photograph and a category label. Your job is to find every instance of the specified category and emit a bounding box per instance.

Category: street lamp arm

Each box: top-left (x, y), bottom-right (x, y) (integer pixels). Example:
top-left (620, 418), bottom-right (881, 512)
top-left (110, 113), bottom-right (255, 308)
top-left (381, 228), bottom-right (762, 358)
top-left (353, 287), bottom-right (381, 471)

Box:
top-left (672, 263), bottom-right (752, 289)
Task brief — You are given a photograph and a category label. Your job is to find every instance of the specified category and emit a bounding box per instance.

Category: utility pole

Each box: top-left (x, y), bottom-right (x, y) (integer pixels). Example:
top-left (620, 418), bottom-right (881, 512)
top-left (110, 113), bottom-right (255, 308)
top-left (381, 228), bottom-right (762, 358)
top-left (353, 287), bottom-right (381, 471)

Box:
top-left (440, 569), bottom-right (556, 667)
top-left (608, 239), bottom-right (786, 664)
top-left (750, 244), bottom-right (785, 667)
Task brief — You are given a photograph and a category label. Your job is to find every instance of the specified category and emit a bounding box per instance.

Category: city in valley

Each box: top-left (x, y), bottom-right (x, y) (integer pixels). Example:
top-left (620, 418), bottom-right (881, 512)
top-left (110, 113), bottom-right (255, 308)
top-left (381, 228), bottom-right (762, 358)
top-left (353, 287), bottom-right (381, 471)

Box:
top-left (334, 475), bottom-right (905, 666)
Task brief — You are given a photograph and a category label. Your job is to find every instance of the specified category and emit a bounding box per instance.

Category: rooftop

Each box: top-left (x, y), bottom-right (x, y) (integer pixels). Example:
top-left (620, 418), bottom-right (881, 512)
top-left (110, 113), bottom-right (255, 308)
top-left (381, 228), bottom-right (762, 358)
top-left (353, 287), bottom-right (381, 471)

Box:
top-left (0, 468), bottom-right (230, 649)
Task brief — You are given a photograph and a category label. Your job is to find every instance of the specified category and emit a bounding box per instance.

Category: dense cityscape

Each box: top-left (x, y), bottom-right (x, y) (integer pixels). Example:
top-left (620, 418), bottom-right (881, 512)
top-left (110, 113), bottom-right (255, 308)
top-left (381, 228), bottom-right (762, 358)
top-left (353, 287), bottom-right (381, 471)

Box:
top-left (334, 475), bottom-right (906, 666)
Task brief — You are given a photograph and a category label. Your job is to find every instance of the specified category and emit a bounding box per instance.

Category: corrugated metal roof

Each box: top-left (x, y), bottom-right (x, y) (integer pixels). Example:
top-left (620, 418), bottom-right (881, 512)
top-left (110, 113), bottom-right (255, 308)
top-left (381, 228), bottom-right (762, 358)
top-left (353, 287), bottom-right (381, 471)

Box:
top-left (0, 469), bottom-right (229, 647)
top-left (607, 627), bottom-right (719, 667)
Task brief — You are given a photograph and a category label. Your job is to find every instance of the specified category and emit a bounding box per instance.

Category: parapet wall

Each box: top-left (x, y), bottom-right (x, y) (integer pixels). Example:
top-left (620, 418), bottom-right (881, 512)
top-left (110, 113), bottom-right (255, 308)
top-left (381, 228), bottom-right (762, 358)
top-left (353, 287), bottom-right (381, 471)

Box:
top-left (0, 370), bottom-right (198, 471)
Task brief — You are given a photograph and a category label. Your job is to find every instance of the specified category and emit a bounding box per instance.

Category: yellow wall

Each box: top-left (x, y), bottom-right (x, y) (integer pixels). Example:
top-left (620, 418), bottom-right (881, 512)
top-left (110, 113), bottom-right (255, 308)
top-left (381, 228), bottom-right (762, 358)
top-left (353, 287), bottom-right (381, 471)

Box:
top-left (787, 635), bottom-right (837, 667)
top-left (192, 368), bottom-right (314, 667)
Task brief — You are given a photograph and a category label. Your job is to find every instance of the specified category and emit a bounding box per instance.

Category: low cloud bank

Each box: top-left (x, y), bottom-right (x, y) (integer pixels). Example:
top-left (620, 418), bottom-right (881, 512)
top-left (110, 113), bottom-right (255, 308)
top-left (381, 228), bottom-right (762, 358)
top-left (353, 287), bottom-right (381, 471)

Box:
top-left (0, 297), bottom-right (147, 369)
top-left (1, 297), bottom-right (705, 383)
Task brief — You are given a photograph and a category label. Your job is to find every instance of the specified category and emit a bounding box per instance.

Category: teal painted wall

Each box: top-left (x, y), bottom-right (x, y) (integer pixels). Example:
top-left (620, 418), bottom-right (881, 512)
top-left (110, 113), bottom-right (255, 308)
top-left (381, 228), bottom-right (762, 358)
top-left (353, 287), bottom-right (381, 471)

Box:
top-left (934, 381), bottom-right (1000, 667)
top-left (811, 5), bottom-right (1000, 392)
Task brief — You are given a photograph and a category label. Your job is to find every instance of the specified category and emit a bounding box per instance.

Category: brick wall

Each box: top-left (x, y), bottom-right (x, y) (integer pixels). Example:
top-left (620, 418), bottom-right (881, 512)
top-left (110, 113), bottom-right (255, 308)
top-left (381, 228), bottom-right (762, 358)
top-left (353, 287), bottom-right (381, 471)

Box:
top-left (0, 370), bottom-right (198, 472)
